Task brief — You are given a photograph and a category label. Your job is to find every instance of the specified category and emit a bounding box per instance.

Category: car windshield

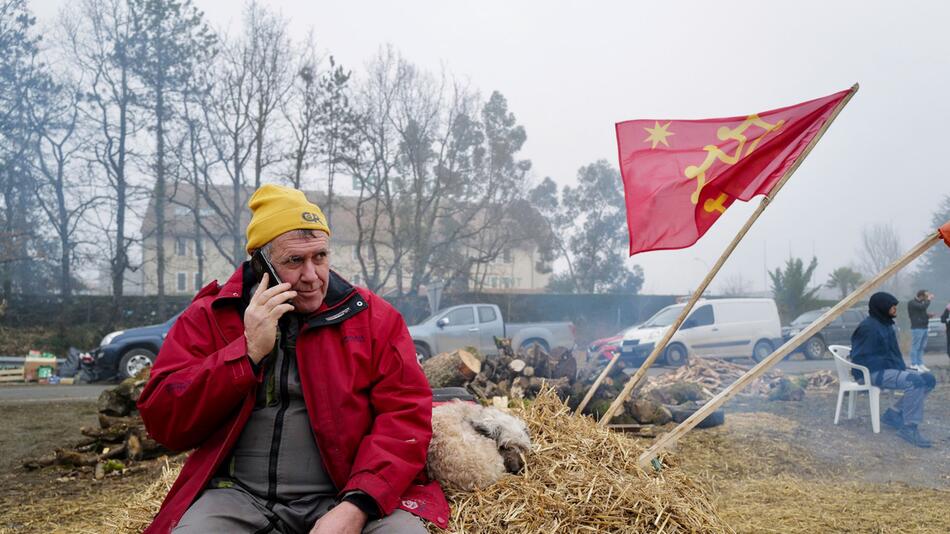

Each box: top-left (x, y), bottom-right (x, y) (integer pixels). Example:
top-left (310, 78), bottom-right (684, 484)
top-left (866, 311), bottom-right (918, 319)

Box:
top-left (642, 305), bottom-right (685, 328)
top-left (791, 310), bottom-right (824, 326)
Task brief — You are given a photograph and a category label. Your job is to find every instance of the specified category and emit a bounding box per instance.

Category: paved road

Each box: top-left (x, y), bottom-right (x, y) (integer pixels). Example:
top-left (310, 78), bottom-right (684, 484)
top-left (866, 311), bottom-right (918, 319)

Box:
top-left (0, 384), bottom-right (110, 403)
top-left (1, 352), bottom-right (947, 403)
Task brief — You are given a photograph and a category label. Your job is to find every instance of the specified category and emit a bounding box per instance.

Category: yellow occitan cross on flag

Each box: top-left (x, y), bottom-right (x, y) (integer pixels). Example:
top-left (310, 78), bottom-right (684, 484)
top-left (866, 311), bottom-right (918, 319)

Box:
top-left (642, 121), bottom-right (674, 149)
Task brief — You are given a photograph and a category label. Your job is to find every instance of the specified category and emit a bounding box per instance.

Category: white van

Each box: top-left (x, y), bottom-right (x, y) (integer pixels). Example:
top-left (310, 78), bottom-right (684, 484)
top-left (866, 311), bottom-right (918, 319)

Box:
top-left (618, 298), bottom-right (782, 366)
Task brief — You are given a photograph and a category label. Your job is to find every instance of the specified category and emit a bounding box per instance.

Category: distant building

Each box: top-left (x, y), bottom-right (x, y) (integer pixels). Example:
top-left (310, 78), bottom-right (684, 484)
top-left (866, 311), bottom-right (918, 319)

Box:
top-left (139, 185), bottom-right (552, 296)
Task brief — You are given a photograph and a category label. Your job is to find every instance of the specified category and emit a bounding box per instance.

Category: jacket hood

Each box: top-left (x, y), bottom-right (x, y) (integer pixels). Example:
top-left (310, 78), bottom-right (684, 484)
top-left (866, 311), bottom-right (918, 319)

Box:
top-left (868, 292), bottom-right (899, 325)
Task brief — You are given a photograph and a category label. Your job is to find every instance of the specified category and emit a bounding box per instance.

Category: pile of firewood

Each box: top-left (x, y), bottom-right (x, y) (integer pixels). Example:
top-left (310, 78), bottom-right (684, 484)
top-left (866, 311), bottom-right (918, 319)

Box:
top-left (23, 369), bottom-right (172, 478)
top-left (641, 358), bottom-right (780, 397)
top-left (421, 338), bottom-right (578, 402)
top-left (799, 369), bottom-right (837, 389)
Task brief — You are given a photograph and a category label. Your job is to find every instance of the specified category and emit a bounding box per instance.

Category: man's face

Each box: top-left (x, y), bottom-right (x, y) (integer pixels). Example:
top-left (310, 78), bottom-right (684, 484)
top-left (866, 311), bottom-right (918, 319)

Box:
top-left (269, 230), bottom-right (331, 314)
top-left (889, 304), bottom-right (898, 318)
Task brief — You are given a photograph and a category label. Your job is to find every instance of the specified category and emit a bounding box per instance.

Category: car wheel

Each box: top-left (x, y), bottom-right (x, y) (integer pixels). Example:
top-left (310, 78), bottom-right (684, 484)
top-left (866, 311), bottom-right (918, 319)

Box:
top-left (802, 336), bottom-right (827, 360)
top-left (414, 342), bottom-right (431, 362)
top-left (663, 343), bottom-right (688, 367)
top-left (118, 348), bottom-right (156, 380)
top-left (751, 340), bottom-right (773, 363)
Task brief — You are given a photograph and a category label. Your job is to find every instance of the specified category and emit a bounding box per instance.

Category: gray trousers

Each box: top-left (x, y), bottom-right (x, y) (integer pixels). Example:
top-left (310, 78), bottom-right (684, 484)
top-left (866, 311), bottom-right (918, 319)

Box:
top-left (873, 369), bottom-right (933, 426)
top-left (173, 486), bottom-right (427, 534)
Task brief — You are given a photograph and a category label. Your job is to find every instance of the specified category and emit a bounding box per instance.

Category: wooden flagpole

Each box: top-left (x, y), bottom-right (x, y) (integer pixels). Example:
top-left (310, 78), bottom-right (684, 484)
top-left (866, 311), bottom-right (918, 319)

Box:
top-left (638, 229), bottom-right (944, 468)
top-left (583, 84), bottom-right (859, 421)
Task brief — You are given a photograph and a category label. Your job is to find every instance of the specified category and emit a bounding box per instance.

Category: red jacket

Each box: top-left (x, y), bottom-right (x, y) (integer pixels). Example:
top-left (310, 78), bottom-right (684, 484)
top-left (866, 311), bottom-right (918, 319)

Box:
top-left (138, 265), bottom-right (449, 532)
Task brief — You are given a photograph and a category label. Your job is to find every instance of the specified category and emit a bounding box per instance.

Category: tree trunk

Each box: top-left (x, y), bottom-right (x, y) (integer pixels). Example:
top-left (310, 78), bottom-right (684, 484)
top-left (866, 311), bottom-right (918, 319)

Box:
top-left (155, 84), bottom-right (167, 317)
top-left (421, 349), bottom-right (482, 388)
top-left (110, 64), bottom-right (130, 329)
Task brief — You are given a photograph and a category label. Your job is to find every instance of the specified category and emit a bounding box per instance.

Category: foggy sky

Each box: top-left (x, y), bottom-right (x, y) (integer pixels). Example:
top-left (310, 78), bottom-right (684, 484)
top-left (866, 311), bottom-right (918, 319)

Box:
top-left (31, 0), bottom-right (950, 295)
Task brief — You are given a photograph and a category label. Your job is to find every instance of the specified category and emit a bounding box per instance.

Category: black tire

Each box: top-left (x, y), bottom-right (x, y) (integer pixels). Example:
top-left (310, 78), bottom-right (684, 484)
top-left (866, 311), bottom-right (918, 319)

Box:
top-left (668, 402), bottom-right (726, 428)
top-left (118, 348), bottom-right (156, 380)
top-left (751, 339), bottom-right (773, 363)
top-left (802, 336), bottom-right (827, 360)
top-left (520, 338), bottom-right (550, 352)
top-left (414, 342), bottom-right (431, 362)
top-left (663, 343), bottom-right (689, 367)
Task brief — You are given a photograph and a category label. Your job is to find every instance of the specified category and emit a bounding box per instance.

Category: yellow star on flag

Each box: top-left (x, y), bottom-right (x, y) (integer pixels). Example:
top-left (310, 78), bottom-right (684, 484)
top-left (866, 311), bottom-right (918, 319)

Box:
top-left (643, 121), bottom-right (674, 149)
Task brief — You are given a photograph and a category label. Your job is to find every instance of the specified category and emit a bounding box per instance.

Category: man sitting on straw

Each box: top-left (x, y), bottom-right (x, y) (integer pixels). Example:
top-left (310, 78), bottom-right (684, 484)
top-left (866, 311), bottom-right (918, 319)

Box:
top-left (850, 292), bottom-right (937, 448)
top-left (137, 184), bottom-right (447, 533)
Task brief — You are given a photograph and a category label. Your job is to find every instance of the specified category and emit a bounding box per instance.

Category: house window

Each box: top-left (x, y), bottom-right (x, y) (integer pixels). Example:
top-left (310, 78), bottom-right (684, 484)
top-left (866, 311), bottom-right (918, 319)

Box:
top-left (177, 272), bottom-right (188, 292)
top-left (176, 237), bottom-right (188, 257)
top-left (503, 248), bottom-right (512, 263)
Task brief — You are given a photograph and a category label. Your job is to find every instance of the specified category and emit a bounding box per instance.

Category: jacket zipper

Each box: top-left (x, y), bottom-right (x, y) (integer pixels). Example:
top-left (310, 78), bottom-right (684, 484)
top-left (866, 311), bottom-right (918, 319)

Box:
top-left (266, 324), bottom-right (292, 504)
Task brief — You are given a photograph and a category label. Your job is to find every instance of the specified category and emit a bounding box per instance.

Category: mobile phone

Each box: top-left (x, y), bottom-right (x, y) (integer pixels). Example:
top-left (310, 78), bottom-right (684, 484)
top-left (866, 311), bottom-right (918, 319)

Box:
top-left (250, 250), bottom-right (295, 307)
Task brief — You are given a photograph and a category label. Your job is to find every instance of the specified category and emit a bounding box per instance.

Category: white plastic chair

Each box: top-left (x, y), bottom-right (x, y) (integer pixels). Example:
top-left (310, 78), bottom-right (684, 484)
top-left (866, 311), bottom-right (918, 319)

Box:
top-left (829, 345), bottom-right (880, 433)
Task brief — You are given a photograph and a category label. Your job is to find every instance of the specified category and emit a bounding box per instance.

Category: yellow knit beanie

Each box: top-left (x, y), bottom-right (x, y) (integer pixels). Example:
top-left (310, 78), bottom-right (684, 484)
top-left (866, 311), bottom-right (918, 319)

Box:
top-left (245, 184), bottom-right (330, 254)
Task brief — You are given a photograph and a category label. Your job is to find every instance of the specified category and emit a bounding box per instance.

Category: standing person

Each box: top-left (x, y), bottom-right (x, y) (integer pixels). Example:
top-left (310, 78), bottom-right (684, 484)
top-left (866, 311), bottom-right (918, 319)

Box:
top-left (941, 303), bottom-right (950, 359)
top-left (137, 184), bottom-right (447, 533)
top-left (907, 289), bottom-right (934, 372)
top-left (851, 292), bottom-right (936, 448)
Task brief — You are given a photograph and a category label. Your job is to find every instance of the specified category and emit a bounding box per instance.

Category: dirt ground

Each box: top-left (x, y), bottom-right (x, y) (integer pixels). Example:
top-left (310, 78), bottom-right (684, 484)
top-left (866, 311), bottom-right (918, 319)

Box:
top-left (672, 373), bottom-right (950, 533)
top-left (0, 372), bottom-right (948, 533)
top-left (0, 401), bottom-right (170, 533)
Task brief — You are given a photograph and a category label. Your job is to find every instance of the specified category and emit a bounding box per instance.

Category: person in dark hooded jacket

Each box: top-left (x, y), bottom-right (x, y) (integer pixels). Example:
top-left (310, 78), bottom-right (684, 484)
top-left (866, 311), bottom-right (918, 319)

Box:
top-left (850, 292), bottom-right (936, 447)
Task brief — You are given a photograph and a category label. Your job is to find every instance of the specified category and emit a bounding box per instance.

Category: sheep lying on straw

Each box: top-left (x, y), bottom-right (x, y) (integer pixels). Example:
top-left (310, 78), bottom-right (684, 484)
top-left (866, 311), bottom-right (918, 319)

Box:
top-left (427, 400), bottom-right (531, 491)
top-left (106, 388), bottom-right (729, 533)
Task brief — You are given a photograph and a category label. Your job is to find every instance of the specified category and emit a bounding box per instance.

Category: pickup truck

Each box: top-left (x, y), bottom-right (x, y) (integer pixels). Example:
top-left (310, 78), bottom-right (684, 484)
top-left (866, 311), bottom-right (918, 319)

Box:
top-left (407, 303), bottom-right (576, 360)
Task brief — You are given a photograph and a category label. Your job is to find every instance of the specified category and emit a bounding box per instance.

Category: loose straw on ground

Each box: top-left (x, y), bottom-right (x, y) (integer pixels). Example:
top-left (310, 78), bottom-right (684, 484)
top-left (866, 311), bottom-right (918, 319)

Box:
top-left (102, 389), bottom-right (732, 534)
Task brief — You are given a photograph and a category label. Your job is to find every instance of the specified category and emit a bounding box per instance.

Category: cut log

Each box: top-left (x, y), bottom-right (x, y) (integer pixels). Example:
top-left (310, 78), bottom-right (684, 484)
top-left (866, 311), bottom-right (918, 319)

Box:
top-left (422, 349), bottom-right (482, 388)
top-left (522, 366), bottom-right (535, 377)
top-left (99, 443), bottom-right (127, 461)
top-left (81, 425), bottom-right (132, 443)
top-left (98, 413), bottom-right (141, 430)
top-left (494, 337), bottom-right (515, 358)
top-left (55, 448), bottom-right (99, 467)
top-left (550, 347), bottom-right (578, 383)
top-left (134, 433), bottom-right (171, 460)
top-left (97, 387), bottom-right (133, 416)
top-left (508, 359), bottom-right (526, 374)
top-left (628, 398), bottom-right (673, 425)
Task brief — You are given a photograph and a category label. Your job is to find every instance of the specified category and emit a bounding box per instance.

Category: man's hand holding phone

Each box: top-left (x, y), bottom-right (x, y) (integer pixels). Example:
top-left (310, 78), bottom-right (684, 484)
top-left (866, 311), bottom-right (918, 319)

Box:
top-left (244, 273), bottom-right (296, 364)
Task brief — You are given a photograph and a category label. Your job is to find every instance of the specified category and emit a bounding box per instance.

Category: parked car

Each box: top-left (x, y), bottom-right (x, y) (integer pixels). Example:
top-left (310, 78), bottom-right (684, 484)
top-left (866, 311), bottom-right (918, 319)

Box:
top-left (408, 304), bottom-right (576, 360)
top-left (90, 313), bottom-right (180, 381)
top-left (782, 307), bottom-right (867, 360)
top-left (618, 298), bottom-right (782, 367)
top-left (587, 324), bottom-right (641, 362)
top-left (927, 317), bottom-right (947, 353)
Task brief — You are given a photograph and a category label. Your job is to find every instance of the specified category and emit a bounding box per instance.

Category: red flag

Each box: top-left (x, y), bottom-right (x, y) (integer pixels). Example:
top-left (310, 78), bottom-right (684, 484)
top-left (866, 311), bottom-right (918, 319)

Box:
top-left (616, 87), bottom-right (854, 256)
